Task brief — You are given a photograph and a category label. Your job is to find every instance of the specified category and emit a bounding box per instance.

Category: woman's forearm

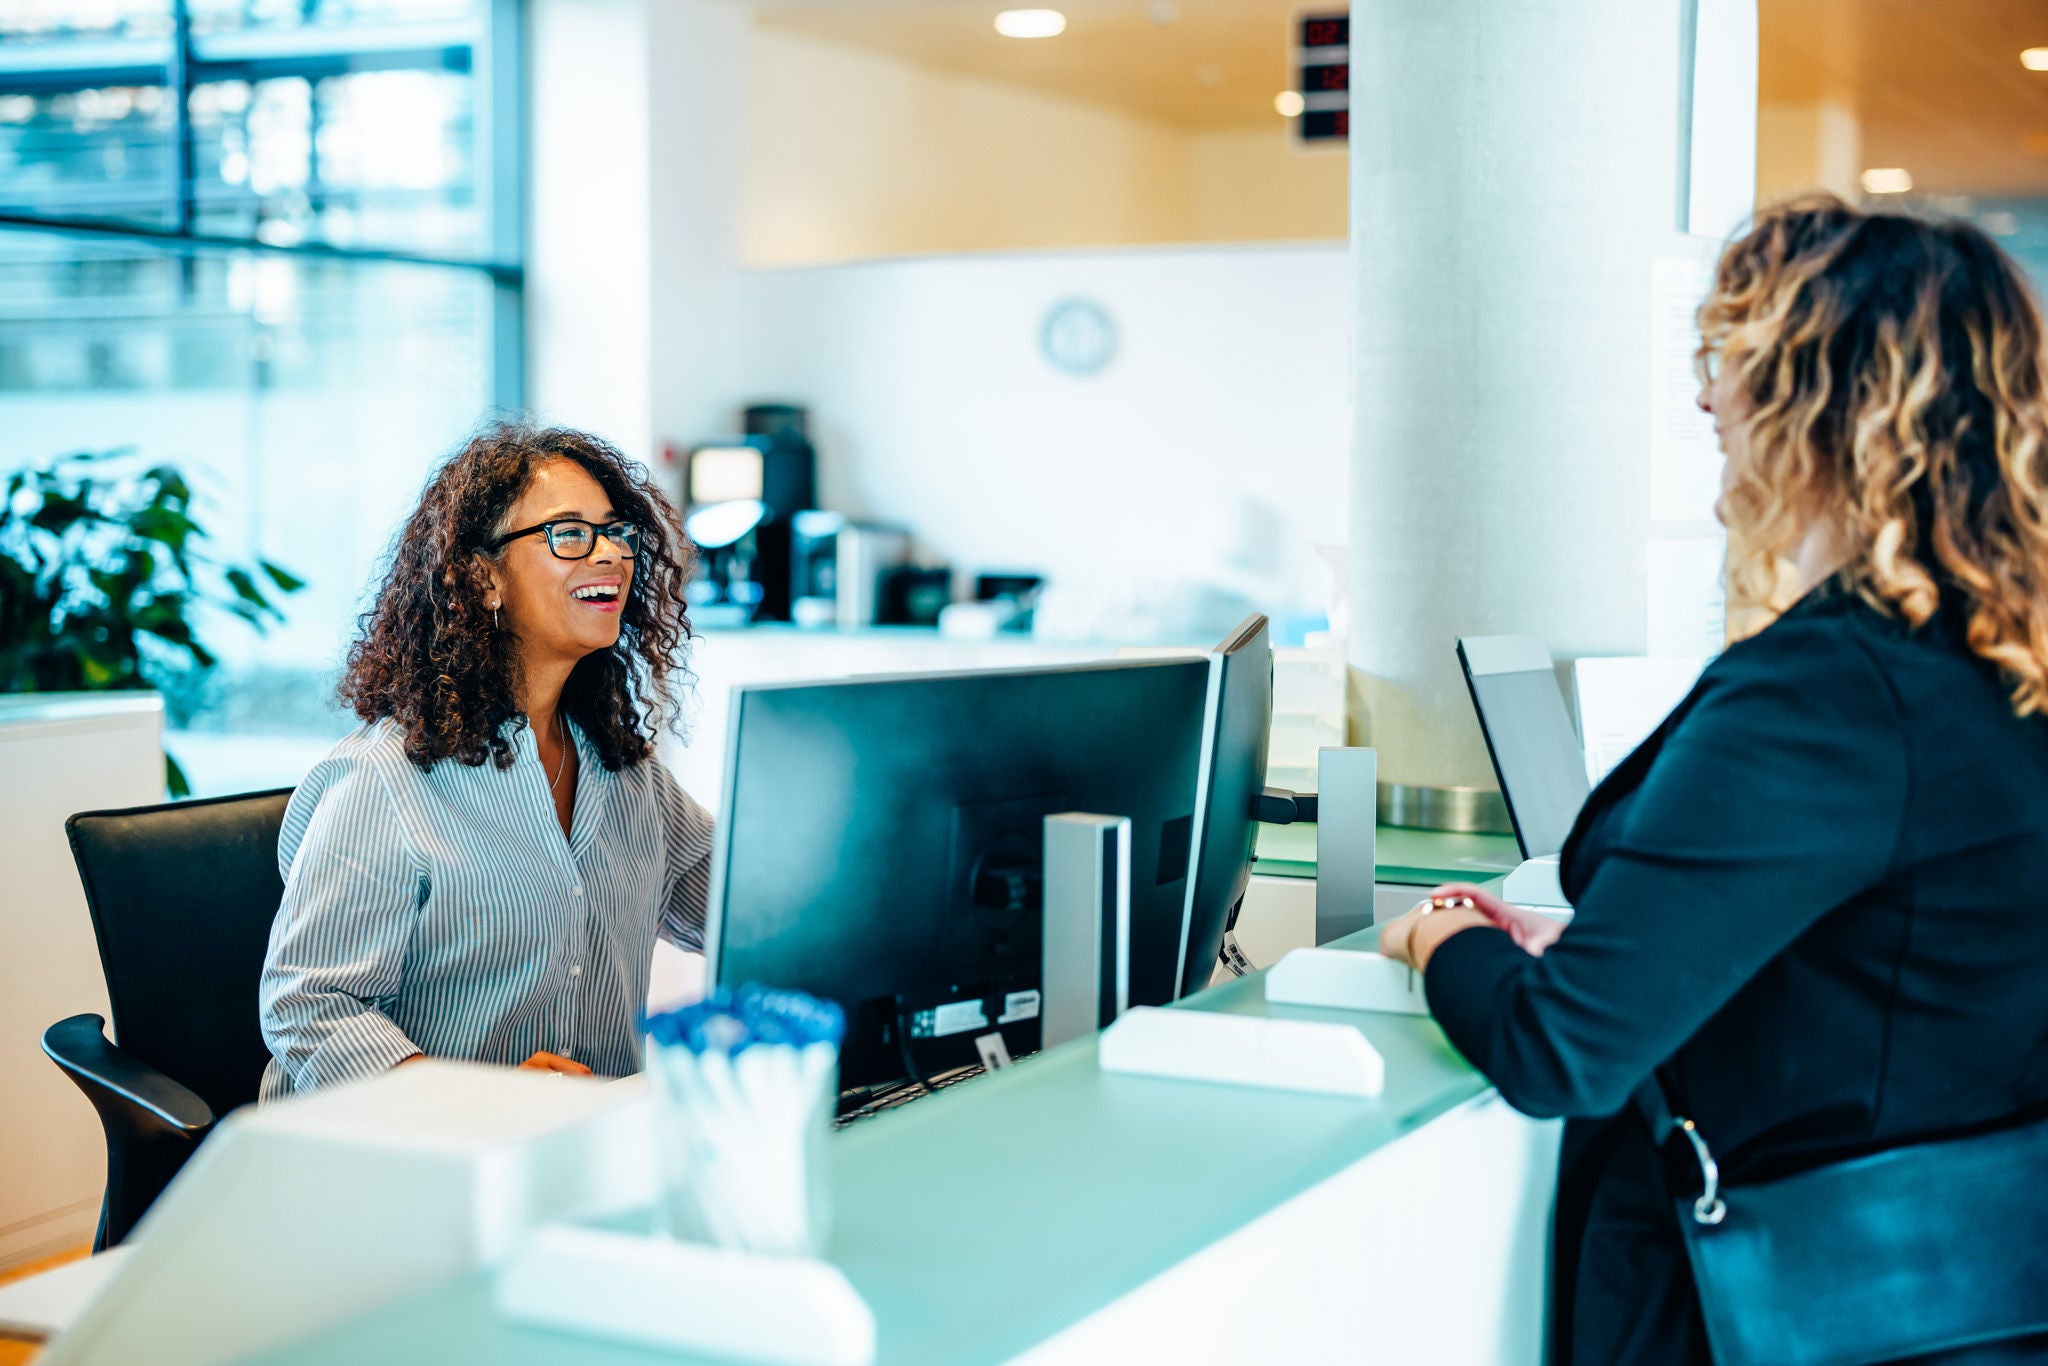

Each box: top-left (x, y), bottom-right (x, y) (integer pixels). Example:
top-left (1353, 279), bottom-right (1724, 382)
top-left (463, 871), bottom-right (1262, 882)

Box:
top-left (1408, 907), bottom-right (1495, 973)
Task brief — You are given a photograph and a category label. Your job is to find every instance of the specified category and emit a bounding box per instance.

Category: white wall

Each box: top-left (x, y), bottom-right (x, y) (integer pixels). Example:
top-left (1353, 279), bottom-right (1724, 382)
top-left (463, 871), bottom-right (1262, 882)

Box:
top-left (1189, 126), bottom-right (1348, 243)
top-left (526, 3), bottom-right (1352, 640)
top-left (527, 0), bottom-right (752, 464)
top-left (726, 242), bottom-right (1351, 637)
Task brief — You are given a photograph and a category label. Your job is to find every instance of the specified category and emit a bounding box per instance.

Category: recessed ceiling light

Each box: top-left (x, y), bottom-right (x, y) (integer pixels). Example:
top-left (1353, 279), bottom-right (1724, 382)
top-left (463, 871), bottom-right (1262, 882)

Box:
top-left (1274, 91), bottom-right (1305, 118)
top-left (1860, 167), bottom-right (1913, 195)
top-left (2022, 47), bottom-right (2048, 70)
top-left (995, 9), bottom-right (1065, 38)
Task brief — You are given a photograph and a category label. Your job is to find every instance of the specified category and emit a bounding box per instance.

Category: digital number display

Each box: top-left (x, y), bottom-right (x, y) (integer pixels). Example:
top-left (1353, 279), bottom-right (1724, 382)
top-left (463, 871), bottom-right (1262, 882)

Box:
top-left (1301, 109), bottom-right (1348, 142)
top-left (1296, 12), bottom-right (1349, 145)
top-left (1300, 15), bottom-right (1347, 48)
top-left (1302, 61), bottom-right (1348, 93)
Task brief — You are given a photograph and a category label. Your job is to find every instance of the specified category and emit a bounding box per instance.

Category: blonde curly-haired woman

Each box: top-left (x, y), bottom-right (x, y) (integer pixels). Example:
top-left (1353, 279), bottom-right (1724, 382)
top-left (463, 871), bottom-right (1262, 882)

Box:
top-left (1382, 197), bottom-right (2048, 1365)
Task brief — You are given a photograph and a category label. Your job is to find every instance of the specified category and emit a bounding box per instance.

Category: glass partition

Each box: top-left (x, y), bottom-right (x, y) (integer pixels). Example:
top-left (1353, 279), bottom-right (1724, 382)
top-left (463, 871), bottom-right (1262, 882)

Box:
top-left (0, 0), bottom-right (517, 796)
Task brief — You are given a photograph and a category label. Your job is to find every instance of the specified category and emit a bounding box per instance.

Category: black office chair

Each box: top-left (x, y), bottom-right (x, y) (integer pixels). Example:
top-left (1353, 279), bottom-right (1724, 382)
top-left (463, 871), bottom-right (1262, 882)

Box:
top-left (43, 788), bottom-right (293, 1250)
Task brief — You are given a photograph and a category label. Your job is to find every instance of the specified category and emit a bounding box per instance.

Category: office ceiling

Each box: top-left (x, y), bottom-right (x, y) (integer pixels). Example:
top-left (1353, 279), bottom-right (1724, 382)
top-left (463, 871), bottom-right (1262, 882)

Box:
top-left (751, 0), bottom-right (1306, 132)
top-left (1764, 0), bottom-right (2048, 196)
top-left (755, 0), bottom-right (2048, 194)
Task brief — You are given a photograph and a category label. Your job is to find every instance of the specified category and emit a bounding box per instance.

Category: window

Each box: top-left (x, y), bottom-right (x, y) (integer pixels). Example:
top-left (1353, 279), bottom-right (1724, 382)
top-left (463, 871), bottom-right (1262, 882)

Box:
top-left (0, 0), bottom-right (520, 796)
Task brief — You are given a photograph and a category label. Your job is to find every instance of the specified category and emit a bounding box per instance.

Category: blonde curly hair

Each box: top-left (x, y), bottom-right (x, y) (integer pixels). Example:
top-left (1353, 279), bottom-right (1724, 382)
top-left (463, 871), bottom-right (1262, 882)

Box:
top-left (1701, 194), bottom-right (2048, 714)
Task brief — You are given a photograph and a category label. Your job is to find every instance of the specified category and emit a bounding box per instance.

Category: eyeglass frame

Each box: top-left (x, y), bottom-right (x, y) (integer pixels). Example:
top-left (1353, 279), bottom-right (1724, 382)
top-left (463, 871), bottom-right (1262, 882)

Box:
top-left (486, 518), bottom-right (643, 561)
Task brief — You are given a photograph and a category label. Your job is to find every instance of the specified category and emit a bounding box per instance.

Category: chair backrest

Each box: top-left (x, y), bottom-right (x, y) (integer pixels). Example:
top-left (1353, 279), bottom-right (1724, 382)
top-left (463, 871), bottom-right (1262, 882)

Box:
top-left (66, 788), bottom-right (294, 1120)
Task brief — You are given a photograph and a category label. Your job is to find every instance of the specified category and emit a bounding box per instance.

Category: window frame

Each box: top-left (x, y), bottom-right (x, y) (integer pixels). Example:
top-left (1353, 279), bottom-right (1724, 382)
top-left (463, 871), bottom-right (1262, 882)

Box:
top-left (0, 0), bottom-right (525, 410)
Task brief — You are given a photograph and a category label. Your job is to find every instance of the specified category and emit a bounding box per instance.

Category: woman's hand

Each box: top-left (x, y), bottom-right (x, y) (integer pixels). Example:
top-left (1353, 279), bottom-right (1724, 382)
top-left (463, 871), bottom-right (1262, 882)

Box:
top-left (1430, 882), bottom-right (1568, 957)
top-left (519, 1050), bottom-right (593, 1076)
top-left (1378, 882), bottom-right (1566, 975)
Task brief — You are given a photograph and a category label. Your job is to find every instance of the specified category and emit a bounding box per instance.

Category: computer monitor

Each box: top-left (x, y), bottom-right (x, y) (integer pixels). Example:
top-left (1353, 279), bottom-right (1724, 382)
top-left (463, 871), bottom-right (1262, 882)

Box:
top-left (1456, 634), bottom-right (1591, 859)
top-left (706, 658), bottom-right (1213, 1092)
top-left (1177, 614), bottom-right (1272, 996)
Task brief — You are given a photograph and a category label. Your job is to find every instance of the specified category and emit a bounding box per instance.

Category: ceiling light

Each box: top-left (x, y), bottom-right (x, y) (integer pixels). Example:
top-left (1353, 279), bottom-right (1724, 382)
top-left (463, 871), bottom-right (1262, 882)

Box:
top-left (2022, 47), bottom-right (2048, 71)
top-left (1860, 167), bottom-right (1913, 195)
top-left (1274, 91), bottom-right (1305, 118)
top-left (995, 9), bottom-right (1065, 38)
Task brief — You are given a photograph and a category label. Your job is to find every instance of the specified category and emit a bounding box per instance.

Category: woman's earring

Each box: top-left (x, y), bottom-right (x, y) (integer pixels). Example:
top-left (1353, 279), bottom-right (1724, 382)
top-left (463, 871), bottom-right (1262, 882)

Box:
top-left (491, 601), bottom-right (500, 630)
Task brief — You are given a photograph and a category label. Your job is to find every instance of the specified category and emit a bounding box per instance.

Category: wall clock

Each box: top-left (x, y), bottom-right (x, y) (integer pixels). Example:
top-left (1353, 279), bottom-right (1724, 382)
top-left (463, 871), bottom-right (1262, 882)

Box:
top-left (1039, 297), bottom-right (1118, 377)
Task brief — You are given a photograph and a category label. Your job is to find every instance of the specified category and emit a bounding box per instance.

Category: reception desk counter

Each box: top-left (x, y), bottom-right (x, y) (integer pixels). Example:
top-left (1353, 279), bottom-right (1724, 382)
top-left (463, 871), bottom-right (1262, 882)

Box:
top-left (210, 927), bottom-right (1557, 1366)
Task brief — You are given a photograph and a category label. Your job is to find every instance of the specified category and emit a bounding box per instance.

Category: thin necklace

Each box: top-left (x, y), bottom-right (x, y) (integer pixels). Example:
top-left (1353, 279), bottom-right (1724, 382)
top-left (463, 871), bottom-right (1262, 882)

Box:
top-left (547, 713), bottom-right (570, 794)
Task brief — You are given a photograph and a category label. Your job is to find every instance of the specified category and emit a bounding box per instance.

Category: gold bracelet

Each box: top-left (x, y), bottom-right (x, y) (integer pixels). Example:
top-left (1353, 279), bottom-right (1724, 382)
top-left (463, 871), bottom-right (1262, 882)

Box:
top-left (1403, 893), bottom-right (1476, 976)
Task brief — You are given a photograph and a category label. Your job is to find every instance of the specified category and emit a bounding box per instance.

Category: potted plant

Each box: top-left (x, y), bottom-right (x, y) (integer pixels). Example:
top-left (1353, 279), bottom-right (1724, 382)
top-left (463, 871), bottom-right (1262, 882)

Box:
top-left (0, 449), bottom-right (303, 796)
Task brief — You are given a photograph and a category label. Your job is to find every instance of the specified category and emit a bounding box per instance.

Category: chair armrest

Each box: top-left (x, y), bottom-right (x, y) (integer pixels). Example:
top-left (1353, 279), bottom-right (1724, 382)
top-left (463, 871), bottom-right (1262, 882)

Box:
top-left (42, 1014), bottom-right (216, 1138)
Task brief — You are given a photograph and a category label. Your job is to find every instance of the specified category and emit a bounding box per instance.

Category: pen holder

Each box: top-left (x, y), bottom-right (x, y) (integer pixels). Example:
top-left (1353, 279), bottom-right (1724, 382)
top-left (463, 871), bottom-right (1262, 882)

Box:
top-left (645, 986), bottom-right (845, 1257)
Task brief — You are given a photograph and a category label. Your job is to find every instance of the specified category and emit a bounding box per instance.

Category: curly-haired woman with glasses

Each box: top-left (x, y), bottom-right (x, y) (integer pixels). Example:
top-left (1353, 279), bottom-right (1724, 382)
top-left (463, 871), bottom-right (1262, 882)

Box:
top-left (258, 424), bottom-right (714, 1098)
top-left (1381, 198), bottom-right (2048, 1363)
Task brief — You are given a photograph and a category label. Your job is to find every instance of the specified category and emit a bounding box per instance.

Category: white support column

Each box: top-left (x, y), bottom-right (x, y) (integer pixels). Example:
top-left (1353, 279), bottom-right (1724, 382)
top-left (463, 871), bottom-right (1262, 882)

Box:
top-left (1347, 0), bottom-right (1754, 788)
top-left (526, 0), bottom-right (749, 468)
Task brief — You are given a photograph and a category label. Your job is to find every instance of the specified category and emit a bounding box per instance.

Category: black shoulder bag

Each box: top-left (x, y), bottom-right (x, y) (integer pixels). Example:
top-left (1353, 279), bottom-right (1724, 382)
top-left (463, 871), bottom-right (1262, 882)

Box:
top-left (1636, 1082), bottom-right (2048, 1365)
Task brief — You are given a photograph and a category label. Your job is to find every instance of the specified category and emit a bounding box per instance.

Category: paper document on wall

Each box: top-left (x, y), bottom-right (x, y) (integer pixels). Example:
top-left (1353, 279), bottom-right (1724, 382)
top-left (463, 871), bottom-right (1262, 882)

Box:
top-left (1650, 256), bottom-right (1723, 522)
top-left (1573, 656), bottom-right (1709, 785)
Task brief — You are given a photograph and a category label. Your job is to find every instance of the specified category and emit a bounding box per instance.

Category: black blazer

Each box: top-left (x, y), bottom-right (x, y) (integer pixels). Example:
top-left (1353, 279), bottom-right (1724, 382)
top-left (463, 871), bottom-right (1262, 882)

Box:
top-left (1426, 582), bottom-right (2048, 1366)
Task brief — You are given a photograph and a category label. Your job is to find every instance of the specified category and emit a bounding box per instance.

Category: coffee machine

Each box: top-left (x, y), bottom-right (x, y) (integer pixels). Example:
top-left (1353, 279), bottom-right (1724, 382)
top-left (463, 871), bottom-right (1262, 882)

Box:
top-left (682, 404), bottom-right (816, 626)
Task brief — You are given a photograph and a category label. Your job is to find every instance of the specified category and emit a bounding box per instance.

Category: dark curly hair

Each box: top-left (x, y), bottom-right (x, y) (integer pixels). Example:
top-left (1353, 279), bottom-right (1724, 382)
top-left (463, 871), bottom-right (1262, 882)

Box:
top-left (340, 423), bottom-right (694, 772)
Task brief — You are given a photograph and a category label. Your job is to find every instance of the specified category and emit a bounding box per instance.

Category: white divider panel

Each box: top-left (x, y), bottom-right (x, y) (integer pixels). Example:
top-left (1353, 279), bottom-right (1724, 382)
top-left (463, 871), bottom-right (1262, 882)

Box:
top-left (497, 1225), bottom-right (875, 1366)
top-left (1265, 947), bottom-right (1429, 1016)
top-left (1096, 1006), bottom-right (1384, 1098)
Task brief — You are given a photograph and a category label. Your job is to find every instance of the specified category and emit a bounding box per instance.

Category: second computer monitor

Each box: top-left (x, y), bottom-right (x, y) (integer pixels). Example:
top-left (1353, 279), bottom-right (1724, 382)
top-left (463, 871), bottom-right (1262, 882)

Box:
top-left (707, 658), bottom-right (1213, 1090)
top-left (1456, 634), bottom-right (1591, 859)
top-left (1177, 614), bottom-right (1272, 996)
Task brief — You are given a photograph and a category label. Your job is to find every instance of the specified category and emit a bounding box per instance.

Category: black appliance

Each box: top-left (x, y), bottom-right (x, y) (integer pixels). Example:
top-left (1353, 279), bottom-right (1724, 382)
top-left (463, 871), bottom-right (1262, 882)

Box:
top-left (682, 404), bottom-right (817, 625)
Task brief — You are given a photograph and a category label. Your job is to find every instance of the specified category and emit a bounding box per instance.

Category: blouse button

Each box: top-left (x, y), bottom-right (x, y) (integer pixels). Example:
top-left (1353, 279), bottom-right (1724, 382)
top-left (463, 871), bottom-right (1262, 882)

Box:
top-left (570, 964), bottom-right (583, 977)
top-left (573, 886), bottom-right (585, 899)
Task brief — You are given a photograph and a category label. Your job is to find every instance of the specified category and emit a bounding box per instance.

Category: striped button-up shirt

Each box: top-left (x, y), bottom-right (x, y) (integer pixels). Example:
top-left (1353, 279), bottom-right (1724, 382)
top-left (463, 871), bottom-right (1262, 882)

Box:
top-left (258, 717), bottom-right (715, 1101)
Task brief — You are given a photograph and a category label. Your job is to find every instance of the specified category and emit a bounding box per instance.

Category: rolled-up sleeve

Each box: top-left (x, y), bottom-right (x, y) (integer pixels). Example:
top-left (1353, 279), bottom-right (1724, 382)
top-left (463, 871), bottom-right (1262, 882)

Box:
top-left (653, 760), bottom-right (716, 952)
top-left (260, 759), bottom-right (427, 1094)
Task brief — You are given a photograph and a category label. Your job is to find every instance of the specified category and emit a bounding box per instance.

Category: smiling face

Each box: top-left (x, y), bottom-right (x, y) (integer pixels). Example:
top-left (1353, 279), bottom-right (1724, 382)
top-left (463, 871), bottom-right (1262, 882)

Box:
top-left (484, 458), bottom-right (634, 674)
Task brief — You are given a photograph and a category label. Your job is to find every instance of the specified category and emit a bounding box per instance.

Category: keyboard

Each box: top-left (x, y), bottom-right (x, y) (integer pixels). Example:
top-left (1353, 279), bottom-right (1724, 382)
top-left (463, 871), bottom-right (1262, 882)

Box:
top-left (834, 1064), bottom-right (986, 1127)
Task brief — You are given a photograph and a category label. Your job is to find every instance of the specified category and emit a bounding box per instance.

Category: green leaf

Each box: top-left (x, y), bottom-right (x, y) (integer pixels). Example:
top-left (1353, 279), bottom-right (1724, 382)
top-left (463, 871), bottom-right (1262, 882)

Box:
top-left (165, 751), bottom-right (190, 799)
top-left (144, 466), bottom-right (192, 507)
top-left (224, 566), bottom-right (273, 610)
top-left (29, 494), bottom-right (101, 536)
top-left (129, 505), bottom-right (201, 551)
top-left (260, 560), bottom-right (306, 593)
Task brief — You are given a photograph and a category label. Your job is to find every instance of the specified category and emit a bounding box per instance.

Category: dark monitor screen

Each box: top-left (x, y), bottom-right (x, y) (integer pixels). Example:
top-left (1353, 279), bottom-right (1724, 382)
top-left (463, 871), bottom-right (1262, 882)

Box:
top-left (1179, 614), bottom-right (1271, 996)
top-left (707, 658), bottom-right (1213, 1091)
top-left (1456, 635), bottom-right (1591, 860)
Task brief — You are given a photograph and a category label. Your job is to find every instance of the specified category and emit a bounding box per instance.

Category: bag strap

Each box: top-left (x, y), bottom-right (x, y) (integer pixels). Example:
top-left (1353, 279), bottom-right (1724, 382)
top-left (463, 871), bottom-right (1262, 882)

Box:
top-left (1632, 1076), bottom-right (1728, 1227)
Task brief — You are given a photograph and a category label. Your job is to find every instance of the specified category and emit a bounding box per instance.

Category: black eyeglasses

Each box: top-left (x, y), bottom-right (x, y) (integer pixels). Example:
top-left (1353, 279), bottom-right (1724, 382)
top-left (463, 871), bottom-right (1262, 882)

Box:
top-left (488, 519), bottom-right (642, 560)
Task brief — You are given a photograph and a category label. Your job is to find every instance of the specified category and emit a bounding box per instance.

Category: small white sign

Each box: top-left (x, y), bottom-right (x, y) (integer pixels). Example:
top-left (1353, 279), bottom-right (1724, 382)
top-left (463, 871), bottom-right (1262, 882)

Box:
top-left (996, 990), bottom-right (1041, 1025)
top-left (930, 1000), bottom-right (991, 1039)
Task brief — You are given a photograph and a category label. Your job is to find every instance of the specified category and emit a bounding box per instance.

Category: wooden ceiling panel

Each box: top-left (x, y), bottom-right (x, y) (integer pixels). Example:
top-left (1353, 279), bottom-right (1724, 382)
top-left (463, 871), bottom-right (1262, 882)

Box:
top-left (754, 0), bottom-right (1308, 131)
top-left (758, 0), bottom-right (2048, 193)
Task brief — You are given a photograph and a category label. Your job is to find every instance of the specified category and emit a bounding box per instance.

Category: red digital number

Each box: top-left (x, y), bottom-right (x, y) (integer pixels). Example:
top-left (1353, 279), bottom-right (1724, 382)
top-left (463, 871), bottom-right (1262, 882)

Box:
top-left (1304, 19), bottom-right (1343, 46)
top-left (1316, 63), bottom-right (1349, 90)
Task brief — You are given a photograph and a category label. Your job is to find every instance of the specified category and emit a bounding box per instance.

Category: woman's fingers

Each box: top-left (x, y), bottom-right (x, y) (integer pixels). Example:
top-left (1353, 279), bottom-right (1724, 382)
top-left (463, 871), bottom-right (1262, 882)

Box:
top-left (519, 1050), bottom-right (594, 1075)
top-left (1431, 882), bottom-right (1518, 924)
top-left (1428, 882), bottom-right (1568, 956)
